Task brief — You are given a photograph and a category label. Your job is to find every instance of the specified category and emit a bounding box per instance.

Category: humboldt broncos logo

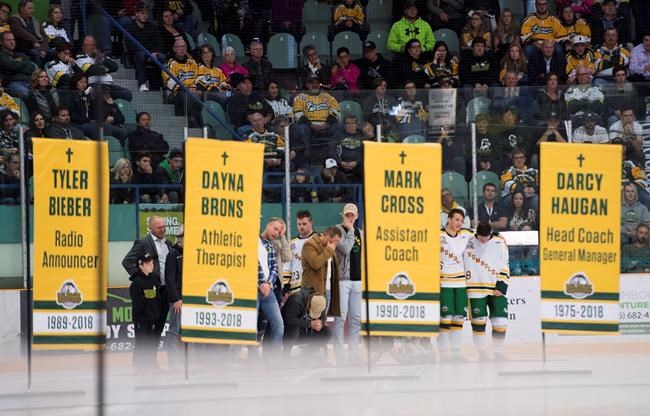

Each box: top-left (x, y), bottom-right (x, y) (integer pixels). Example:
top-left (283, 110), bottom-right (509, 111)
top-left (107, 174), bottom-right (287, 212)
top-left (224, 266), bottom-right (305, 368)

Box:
top-left (206, 279), bottom-right (234, 307)
top-left (56, 279), bottom-right (83, 310)
top-left (563, 272), bottom-right (594, 299)
top-left (387, 272), bottom-right (416, 300)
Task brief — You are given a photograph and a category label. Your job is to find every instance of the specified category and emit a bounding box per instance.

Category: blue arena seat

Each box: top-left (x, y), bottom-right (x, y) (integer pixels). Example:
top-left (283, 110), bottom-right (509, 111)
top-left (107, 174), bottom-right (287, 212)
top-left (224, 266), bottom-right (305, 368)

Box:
top-left (221, 33), bottom-right (246, 60)
top-left (365, 30), bottom-right (392, 60)
top-left (442, 170), bottom-right (469, 207)
top-left (267, 33), bottom-right (298, 70)
top-left (366, 0), bottom-right (393, 32)
top-left (105, 136), bottom-right (126, 167)
top-left (202, 101), bottom-right (234, 140)
top-left (332, 31), bottom-right (363, 60)
top-left (302, 0), bottom-right (332, 35)
top-left (433, 29), bottom-right (460, 56)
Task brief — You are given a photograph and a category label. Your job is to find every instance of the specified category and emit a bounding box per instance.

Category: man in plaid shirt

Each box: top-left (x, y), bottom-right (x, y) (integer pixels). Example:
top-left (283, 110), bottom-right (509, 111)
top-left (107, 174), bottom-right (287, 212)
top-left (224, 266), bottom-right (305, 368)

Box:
top-left (258, 218), bottom-right (285, 357)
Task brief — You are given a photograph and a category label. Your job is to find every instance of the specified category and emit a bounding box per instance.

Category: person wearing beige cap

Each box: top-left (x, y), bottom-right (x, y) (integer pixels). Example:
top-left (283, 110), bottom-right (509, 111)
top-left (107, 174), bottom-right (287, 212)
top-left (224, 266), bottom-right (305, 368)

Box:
top-left (333, 203), bottom-right (363, 362)
top-left (282, 288), bottom-right (330, 358)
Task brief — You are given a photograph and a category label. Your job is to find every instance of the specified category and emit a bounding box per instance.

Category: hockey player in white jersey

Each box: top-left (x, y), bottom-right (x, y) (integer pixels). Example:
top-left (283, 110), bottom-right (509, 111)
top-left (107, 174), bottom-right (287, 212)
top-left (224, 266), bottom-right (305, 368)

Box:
top-left (282, 210), bottom-right (316, 304)
top-left (463, 221), bottom-right (510, 360)
top-left (439, 208), bottom-right (473, 360)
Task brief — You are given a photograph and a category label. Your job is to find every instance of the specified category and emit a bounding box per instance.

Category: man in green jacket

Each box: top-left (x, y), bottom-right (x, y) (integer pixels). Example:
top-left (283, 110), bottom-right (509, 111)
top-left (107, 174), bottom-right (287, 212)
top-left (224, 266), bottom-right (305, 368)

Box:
top-left (155, 149), bottom-right (183, 203)
top-left (387, 0), bottom-right (435, 53)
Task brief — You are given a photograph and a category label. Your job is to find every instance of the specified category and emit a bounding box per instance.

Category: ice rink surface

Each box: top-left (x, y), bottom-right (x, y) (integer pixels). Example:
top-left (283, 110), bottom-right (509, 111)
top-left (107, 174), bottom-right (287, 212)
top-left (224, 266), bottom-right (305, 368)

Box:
top-left (1, 337), bottom-right (649, 416)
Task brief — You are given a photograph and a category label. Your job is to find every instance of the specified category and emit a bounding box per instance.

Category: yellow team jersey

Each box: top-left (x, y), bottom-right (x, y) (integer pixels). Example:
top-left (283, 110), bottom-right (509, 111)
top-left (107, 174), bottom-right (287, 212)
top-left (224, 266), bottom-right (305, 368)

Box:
top-left (566, 50), bottom-right (595, 77)
top-left (520, 13), bottom-right (562, 44)
top-left (195, 64), bottom-right (230, 92)
top-left (162, 56), bottom-right (198, 92)
top-left (556, 18), bottom-right (591, 44)
top-left (333, 4), bottom-right (365, 26)
top-left (292, 92), bottom-right (340, 124)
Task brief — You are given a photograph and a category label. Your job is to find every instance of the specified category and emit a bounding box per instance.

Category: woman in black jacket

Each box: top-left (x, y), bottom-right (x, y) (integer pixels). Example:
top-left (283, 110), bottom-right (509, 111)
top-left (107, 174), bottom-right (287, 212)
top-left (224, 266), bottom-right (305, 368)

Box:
top-left (25, 70), bottom-right (60, 121)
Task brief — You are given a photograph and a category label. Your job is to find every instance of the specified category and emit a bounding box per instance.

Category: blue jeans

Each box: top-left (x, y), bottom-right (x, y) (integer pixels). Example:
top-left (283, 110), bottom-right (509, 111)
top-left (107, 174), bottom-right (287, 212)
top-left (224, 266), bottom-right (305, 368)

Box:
top-left (167, 303), bottom-right (183, 368)
top-left (333, 280), bottom-right (362, 354)
top-left (258, 289), bottom-right (284, 354)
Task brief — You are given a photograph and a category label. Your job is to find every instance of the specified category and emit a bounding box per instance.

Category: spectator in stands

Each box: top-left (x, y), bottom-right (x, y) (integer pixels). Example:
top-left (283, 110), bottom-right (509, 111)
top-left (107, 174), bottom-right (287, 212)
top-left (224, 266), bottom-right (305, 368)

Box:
top-left (491, 71), bottom-right (533, 121)
top-left (354, 41), bottom-right (392, 90)
top-left (506, 191), bottom-right (537, 231)
top-left (299, 45), bottom-right (331, 89)
top-left (61, 72), bottom-right (94, 136)
top-left (527, 39), bottom-right (567, 86)
top-left (476, 183), bottom-right (508, 231)
top-left (520, 0), bottom-right (562, 60)
top-left (290, 168), bottom-right (318, 203)
top-left (0, 31), bottom-right (37, 99)
top-left (393, 79), bottom-right (427, 139)
top-left (154, 0), bottom-right (194, 38)
top-left (622, 224), bottom-right (650, 272)
top-left (436, 122), bottom-right (466, 176)
top-left (0, 151), bottom-right (20, 205)
top-left (556, 0), bottom-right (594, 18)
top-left (572, 112), bottom-right (609, 143)
top-left (293, 74), bottom-right (340, 160)
top-left (387, 0), bottom-right (435, 53)
top-left (363, 77), bottom-right (397, 132)
top-left (461, 11), bottom-right (491, 52)
top-left (622, 182), bottom-right (650, 244)
top-left (440, 188), bottom-right (470, 228)
top-left (494, 107), bottom-right (533, 164)
top-left (42, 4), bottom-right (70, 48)
top-left (493, 8), bottom-right (520, 60)
top-left (331, 47), bottom-right (361, 92)
top-left (227, 73), bottom-right (274, 135)
top-left (127, 112), bottom-right (169, 169)
top-left (215, 0), bottom-right (248, 40)
top-left (424, 41), bottom-right (460, 87)
top-left (603, 66), bottom-right (639, 125)
top-left (126, 3), bottom-right (166, 91)
top-left (464, 0), bottom-right (500, 19)
top-left (427, 0), bottom-right (465, 35)
top-left (591, 0), bottom-right (630, 47)
top-left (264, 80), bottom-right (294, 128)
top-left (393, 40), bottom-right (433, 92)
top-left (474, 113), bottom-right (503, 175)
top-left (617, 136), bottom-right (648, 202)
top-left (46, 43), bottom-right (82, 90)
top-left (110, 157), bottom-right (135, 204)
top-left (533, 111), bottom-right (566, 165)
top-left (244, 111), bottom-right (288, 201)
top-left (89, 84), bottom-right (129, 143)
top-left (44, 106), bottom-right (87, 140)
top-left (318, 158), bottom-right (348, 203)
top-left (0, 109), bottom-right (18, 153)
top-left (158, 8), bottom-right (191, 58)
top-left (26, 69), bottom-right (59, 122)
top-left (131, 152), bottom-right (159, 203)
top-left (154, 149), bottom-right (183, 204)
top-left (629, 33), bottom-right (650, 81)
top-left (0, 2), bottom-right (10, 33)
top-left (566, 36), bottom-right (595, 84)
top-left (534, 72), bottom-right (566, 120)
top-left (565, 65), bottom-right (604, 121)
top-left (196, 44), bottom-right (231, 105)
top-left (500, 147), bottom-right (539, 212)
top-left (271, 0), bottom-right (302, 39)
top-left (24, 111), bottom-right (46, 148)
top-left (499, 44), bottom-right (528, 85)
top-left (609, 106), bottom-right (644, 153)
top-left (332, 0), bottom-right (365, 39)
top-left (328, 114), bottom-right (364, 183)
top-left (218, 46), bottom-right (249, 81)
top-left (162, 38), bottom-right (202, 127)
top-left (459, 37), bottom-right (498, 96)
top-left (8, 0), bottom-right (49, 66)
top-left (243, 38), bottom-right (273, 92)
top-left (556, 5), bottom-right (591, 53)
top-left (593, 28), bottom-right (630, 85)
top-left (0, 74), bottom-right (20, 117)
top-left (76, 35), bottom-right (132, 102)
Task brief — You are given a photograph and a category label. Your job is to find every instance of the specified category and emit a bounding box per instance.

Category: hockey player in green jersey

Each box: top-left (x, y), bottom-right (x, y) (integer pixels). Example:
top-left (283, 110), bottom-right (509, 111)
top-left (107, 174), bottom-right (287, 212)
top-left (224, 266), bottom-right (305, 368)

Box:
top-left (463, 221), bottom-right (510, 360)
top-left (439, 208), bottom-right (473, 360)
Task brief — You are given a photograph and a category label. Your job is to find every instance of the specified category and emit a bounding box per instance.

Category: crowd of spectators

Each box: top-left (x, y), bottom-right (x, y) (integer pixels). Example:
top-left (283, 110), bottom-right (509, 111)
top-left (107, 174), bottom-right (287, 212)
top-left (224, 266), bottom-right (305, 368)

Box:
top-left (0, 0), bottom-right (650, 264)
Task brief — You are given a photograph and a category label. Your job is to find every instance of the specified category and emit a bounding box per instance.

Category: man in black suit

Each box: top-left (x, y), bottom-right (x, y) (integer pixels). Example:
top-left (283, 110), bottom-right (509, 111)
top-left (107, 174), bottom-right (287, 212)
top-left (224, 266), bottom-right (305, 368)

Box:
top-left (527, 39), bottom-right (567, 86)
top-left (122, 215), bottom-right (173, 345)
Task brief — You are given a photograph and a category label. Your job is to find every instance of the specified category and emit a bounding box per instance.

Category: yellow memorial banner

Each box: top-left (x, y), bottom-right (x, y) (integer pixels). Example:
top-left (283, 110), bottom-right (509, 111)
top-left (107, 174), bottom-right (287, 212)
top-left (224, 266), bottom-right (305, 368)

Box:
top-left (540, 142), bottom-right (620, 334)
top-left (362, 142), bottom-right (441, 337)
top-left (181, 138), bottom-right (264, 345)
top-left (33, 139), bottom-right (109, 350)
